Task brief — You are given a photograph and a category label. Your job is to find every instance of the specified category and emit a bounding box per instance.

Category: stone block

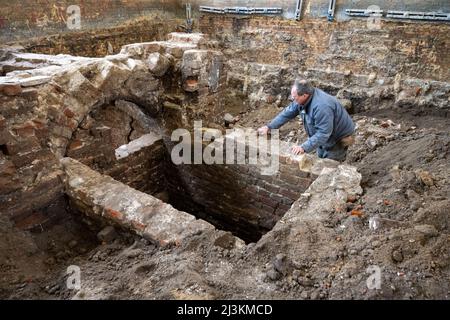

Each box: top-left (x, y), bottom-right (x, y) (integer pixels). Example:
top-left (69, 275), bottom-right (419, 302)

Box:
top-left (115, 133), bottom-right (162, 160)
top-left (18, 76), bottom-right (51, 87)
top-left (147, 52), bottom-right (171, 77)
top-left (120, 42), bottom-right (163, 58)
top-left (168, 33), bottom-right (205, 45)
top-left (60, 158), bottom-right (217, 248)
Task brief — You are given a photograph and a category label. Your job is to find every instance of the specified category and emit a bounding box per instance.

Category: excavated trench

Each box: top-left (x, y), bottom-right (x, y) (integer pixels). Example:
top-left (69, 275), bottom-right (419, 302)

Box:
top-left (64, 100), bottom-right (314, 243)
top-left (162, 148), bottom-right (314, 243)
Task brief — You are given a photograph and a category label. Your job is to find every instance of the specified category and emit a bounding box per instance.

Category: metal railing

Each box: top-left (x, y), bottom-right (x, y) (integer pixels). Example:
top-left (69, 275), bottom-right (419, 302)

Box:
top-left (386, 10), bottom-right (450, 21)
top-left (345, 9), bottom-right (383, 17)
top-left (199, 6), bottom-right (282, 16)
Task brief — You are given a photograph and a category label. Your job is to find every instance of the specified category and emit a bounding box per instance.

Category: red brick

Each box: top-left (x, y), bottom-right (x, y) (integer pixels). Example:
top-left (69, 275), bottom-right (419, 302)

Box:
top-left (0, 175), bottom-right (20, 194)
top-left (31, 119), bottom-right (46, 130)
top-left (104, 207), bottom-right (124, 221)
top-left (13, 122), bottom-right (35, 137)
top-left (68, 139), bottom-right (83, 151)
top-left (258, 194), bottom-right (278, 208)
top-left (132, 220), bottom-right (146, 232)
top-left (11, 148), bottom-right (55, 168)
top-left (53, 124), bottom-right (75, 138)
top-left (0, 83), bottom-right (23, 96)
top-left (259, 203), bottom-right (275, 214)
top-left (19, 88), bottom-right (38, 100)
top-left (0, 159), bottom-right (16, 176)
top-left (63, 108), bottom-right (76, 118)
top-left (13, 211), bottom-right (48, 230)
top-left (279, 187), bottom-right (301, 200)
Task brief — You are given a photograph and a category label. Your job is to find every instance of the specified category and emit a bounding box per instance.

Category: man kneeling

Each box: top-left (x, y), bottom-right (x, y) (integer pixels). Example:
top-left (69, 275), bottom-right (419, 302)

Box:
top-left (258, 79), bottom-right (355, 162)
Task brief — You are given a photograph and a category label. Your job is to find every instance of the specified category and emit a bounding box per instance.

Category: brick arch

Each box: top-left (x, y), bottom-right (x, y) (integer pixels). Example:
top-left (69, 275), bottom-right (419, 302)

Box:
top-left (0, 52), bottom-right (164, 219)
top-left (42, 56), bottom-right (163, 158)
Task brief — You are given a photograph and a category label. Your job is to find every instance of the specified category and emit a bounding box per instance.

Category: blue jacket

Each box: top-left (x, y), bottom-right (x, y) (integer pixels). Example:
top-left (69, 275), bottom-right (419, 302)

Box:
top-left (267, 88), bottom-right (355, 153)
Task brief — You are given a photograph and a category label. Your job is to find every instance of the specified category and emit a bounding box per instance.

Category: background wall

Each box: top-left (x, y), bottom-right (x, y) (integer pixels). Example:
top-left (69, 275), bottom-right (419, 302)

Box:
top-left (0, 0), bottom-right (182, 43)
top-left (2, 1), bottom-right (449, 44)
top-left (198, 15), bottom-right (450, 118)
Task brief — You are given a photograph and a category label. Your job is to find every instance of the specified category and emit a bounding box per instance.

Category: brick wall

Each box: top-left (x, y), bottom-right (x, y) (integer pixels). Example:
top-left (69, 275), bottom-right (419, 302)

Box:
top-left (163, 135), bottom-right (316, 243)
top-left (0, 44), bottom-right (165, 224)
top-left (0, 0), bottom-right (182, 42)
top-left (3, 0), bottom-right (449, 43)
top-left (0, 87), bottom-right (63, 225)
top-left (199, 16), bottom-right (450, 82)
top-left (15, 17), bottom-right (183, 57)
top-left (66, 102), bottom-right (166, 196)
top-left (166, 162), bottom-right (314, 243)
top-left (63, 101), bottom-right (316, 243)
top-left (198, 15), bottom-right (450, 114)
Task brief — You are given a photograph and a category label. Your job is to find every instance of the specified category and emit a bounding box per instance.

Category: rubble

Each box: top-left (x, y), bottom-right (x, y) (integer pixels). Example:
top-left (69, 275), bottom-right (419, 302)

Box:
top-left (413, 224), bottom-right (439, 238)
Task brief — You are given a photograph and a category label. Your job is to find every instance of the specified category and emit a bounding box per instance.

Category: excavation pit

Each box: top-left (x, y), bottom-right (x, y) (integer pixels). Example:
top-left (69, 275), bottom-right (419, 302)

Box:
top-left (163, 155), bottom-right (315, 243)
top-left (61, 97), bottom-right (316, 243)
top-left (67, 122), bottom-right (315, 242)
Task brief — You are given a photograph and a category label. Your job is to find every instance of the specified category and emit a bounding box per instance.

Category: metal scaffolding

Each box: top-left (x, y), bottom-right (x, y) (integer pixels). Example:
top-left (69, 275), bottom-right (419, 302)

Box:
top-left (386, 10), bottom-right (450, 21)
top-left (345, 8), bottom-right (383, 17)
top-left (327, 0), bottom-right (336, 21)
top-left (295, 0), bottom-right (304, 21)
top-left (199, 6), bottom-right (282, 16)
top-left (345, 8), bottom-right (449, 22)
top-left (185, 3), bottom-right (193, 33)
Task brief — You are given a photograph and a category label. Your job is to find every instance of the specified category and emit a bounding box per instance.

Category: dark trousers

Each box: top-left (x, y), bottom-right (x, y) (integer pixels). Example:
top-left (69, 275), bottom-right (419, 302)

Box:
top-left (317, 143), bottom-right (348, 162)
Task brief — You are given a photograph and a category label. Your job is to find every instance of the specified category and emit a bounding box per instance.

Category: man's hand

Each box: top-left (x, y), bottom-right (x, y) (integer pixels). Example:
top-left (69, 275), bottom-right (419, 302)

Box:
top-left (291, 145), bottom-right (305, 155)
top-left (257, 126), bottom-right (270, 136)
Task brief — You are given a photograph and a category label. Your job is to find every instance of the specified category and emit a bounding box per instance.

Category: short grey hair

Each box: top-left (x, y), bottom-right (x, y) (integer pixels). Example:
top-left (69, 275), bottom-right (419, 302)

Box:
top-left (293, 79), bottom-right (314, 96)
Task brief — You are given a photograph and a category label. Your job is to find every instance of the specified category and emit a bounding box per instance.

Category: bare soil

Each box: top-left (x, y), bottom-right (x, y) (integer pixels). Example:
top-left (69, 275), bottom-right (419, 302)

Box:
top-left (1, 107), bottom-right (449, 300)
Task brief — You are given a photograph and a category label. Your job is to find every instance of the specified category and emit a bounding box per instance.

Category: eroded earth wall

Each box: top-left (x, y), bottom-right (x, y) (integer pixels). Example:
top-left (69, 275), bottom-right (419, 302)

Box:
top-left (199, 16), bottom-right (450, 116)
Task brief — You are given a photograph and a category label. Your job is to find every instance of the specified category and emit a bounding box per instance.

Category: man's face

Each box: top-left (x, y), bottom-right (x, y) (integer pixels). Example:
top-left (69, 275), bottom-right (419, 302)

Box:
top-left (291, 87), bottom-right (309, 105)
